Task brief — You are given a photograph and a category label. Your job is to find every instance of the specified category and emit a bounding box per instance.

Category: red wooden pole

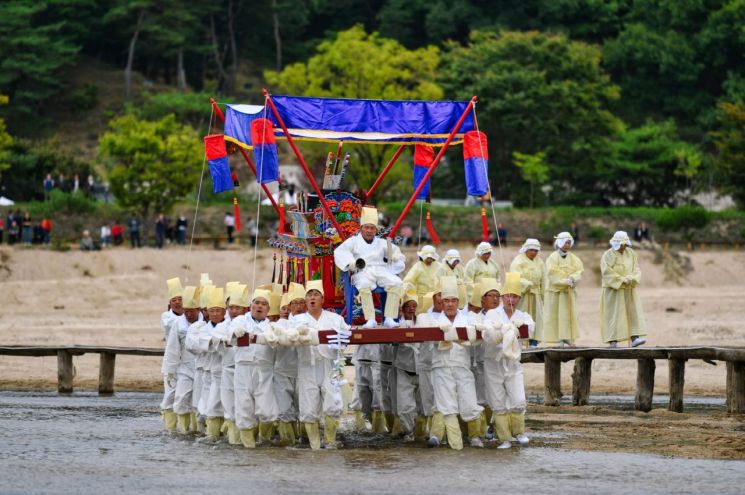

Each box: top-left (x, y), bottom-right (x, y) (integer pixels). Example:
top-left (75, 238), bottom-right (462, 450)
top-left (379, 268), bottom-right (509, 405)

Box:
top-left (387, 96), bottom-right (477, 238)
top-left (209, 98), bottom-right (281, 215)
top-left (364, 144), bottom-right (407, 205)
top-left (262, 89), bottom-right (346, 239)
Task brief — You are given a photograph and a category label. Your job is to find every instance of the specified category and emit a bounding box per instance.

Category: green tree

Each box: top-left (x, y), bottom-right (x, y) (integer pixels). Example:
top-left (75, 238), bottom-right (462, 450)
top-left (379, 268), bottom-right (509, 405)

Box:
top-left (0, 1), bottom-right (79, 119)
top-left (0, 94), bottom-right (11, 179)
top-left (513, 151), bottom-right (549, 207)
top-left (99, 114), bottom-right (203, 235)
top-left (711, 101), bottom-right (745, 207)
top-left (440, 30), bottom-right (621, 205)
top-left (265, 25), bottom-right (443, 199)
top-left (601, 120), bottom-right (702, 206)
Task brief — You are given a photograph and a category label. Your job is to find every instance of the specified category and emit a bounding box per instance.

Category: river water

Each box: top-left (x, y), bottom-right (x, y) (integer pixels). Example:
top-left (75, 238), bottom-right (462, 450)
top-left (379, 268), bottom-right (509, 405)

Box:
top-left (0, 391), bottom-right (742, 494)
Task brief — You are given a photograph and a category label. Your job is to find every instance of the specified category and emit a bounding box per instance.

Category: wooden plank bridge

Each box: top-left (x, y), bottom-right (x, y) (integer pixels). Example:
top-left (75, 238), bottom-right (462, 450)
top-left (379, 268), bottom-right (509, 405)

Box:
top-left (0, 345), bottom-right (743, 413)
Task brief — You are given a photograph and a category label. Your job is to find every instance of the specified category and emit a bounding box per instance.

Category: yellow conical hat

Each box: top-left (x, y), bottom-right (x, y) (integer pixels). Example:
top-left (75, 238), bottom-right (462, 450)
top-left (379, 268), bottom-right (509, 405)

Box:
top-left (234, 286), bottom-right (251, 307)
top-left (225, 281), bottom-right (241, 294)
top-left (440, 276), bottom-right (459, 300)
top-left (252, 288), bottom-right (271, 304)
top-left (268, 293), bottom-right (282, 316)
top-left (207, 287), bottom-right (226, 309)
top-left (227, 283), bottom-right (248, 307)
top-left (167, 277), bottom-right (184, 299)
top-left (360, 206), bottom-right (378, 228)
top-left (501, 272), bottom-right (522, 296)
top-left (259, 283), bottom-right (284, 295)
top-left (470, 282), bottom-right (483, 308)
top-left (280, 292), bottom-right (291, 308)
top-left (182, 286), bottom-right (200, 309)
top-left (199, 285), bottom-right (214, 308)
top-left (420, 292), bottom-right (434, 313)
top-left (305, 279), bottom-right (324, 296)
top-left (199, 273), bottom-right (212, 287)
top-left (287, 282), bottom-right (306, 302)
top-left (402, 288), bottom-right (418, 305)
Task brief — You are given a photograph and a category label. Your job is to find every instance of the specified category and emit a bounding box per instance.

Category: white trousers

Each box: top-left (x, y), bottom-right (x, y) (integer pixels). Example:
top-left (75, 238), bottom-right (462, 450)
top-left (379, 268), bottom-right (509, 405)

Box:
top-left (173, 372), bottom-right (193, 415)
top-left (432, 366), bottom-right (483, 421)
top-left (198, 369), bottom-right (212, 416)
top-left (274, 373), bottom-right (298, 422)
top-left (396, 369), bottom-right (421, 433)
top-left (379, 362), bottom-right (393, 413)
top-left (297, 359), bottom-right (343, 423)
top-left (205, 369), bottom-right (223, 418)
top-left (234, 363), bottom-right (278, 430)
top-left (350, 361), bottom-right (381, 416)
top-left (192, 368), bottom-right (203, 411)
top-left (418, 368), bottom-right (434, 416)
top-left (473, 361), bottom-right (486, 406)
top-left (484, 358), bottom-right (526, 415)
top-left (221, 367), bottom-right (235, 421)
top-left (160, 375), bottom-right (175, 410)
top-left (352, 266), bottom-right (402, 290)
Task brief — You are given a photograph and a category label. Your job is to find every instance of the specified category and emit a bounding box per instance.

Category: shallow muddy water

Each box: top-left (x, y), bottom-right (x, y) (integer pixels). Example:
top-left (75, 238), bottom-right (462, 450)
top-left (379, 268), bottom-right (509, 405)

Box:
top-left (0, 391), bottom-right (742, 494)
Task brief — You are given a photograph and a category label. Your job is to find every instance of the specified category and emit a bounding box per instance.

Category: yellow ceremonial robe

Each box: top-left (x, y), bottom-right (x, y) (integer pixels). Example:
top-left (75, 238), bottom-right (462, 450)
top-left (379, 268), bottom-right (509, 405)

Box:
top-left (539, 251), bottom-right (583, 343)
top-left (599, 248), bottom-right (646, 343)
top-left (509, 253), bottom-right (545, 338)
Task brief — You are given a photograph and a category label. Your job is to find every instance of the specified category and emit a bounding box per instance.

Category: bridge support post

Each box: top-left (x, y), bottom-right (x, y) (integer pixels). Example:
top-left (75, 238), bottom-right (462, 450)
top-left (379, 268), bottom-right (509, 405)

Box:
top-left (635, 358), bottom-right (655, 412)
top-left (99, 352), bottom-right (116, 395)
top-left (572, 357), bottom-right (592, 406)
top-left (726, 361), bottom-right (745, 413)
top-left (668, 358), bottom-right (686, 412)
top-left (57, 350), bottom-right (73, 394)
top-left (544, 355), bottom-right (562, 406)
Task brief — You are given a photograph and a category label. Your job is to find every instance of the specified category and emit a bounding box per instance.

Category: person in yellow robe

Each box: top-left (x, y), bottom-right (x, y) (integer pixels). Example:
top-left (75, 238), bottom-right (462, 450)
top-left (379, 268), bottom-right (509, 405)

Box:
top-left (403, 245), bottom-right (441, 313)
top-left (600, 231), bottom-right (647, 348)
top-left (539, 232), bottom-right (583, 346)
top-left (510, 239), bottom-right (544, 348)
top-left (464, 242), bottom-right (501, 301)
top-left (436, 249), bottom-right (467, 308)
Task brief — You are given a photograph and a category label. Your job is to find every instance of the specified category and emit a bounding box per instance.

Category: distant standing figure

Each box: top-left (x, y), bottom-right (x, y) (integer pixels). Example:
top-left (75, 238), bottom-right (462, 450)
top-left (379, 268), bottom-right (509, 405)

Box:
top-left (0, 216), bottom-right (4, 244)
top-left (128, 212), bottom-right (141, 248)
top-left (633, 222), bottom-right (650, 243)
top-left (496, 223), bottom-right (507, 245)
top-left (155, 213), bottom-right (167, 249)
top-left (176, 214), bottom-right (188, 245)
top-left (40, 217), bottom-right (52, 245)
top-left (8, 221), bottom-right (19, 245)
top-left (43, 174), bottom-right (54, 200)
top-left (571, 222), bottom-right (580, 245)
top-left (100, 224), bottom-right (112, 248)
top-left (73, 174), bottom-right (80, 193)
top-left (80, 230), bottom-right (98, 251)
top-left (246, 216), bottom-right (258, 246)
top-left (224, 212), bottom-right (235, 244)
top-left (87, 175), bottom-right (95, 197)
top-left (600, 231), bottom-right (647, 348)
top-left (21, 212), bottom-right (32, 245)
top-left (539, 232), bottom-right (584, 346)
top-left (111, 221), bottom-right (124, 246)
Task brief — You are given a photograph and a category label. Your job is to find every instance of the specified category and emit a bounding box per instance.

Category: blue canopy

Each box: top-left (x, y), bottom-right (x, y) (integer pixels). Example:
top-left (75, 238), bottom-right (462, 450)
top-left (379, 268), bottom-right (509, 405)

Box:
top-left (223, 96), bottom-right (474, 149)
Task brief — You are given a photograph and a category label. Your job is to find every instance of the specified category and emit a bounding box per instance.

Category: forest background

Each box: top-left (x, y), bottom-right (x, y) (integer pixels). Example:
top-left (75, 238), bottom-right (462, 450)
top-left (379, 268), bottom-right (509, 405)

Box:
top-left (0, 0), bottom-right (744, 243)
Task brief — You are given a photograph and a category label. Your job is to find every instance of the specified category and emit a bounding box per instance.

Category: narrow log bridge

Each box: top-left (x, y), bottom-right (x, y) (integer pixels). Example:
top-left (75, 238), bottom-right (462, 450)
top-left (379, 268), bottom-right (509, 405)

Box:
top-left (0, 345), bottom-right (743, 413)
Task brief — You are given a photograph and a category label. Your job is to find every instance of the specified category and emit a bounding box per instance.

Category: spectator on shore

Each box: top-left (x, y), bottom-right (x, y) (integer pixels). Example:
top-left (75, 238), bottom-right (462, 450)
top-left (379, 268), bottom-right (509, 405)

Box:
top-left (246, 216), bottom-right (257, 246)
top-left (111, 221), bottom-right (124, 245)
top-left (176, 214), bottom-right (187, 245)
top-left (128, 212), bottom-right (141, 248)
top-left (0, 215), bottom-right (3, 244)
top-left (571, 222), bottom-right (580, 245)
top-left (8, 221), bottom-right (19, 245)
top-left (100, 224), bottom-right (112, 248)
top-left (155, 213), bottom-right (166, 249)
top-left (87, 174), bottom-right (95, 197)
top-left (73, 174), bottom-right (80, 194)
top-left (165, 216), bottom-right (174, 244)
top-left (400, 224), bottom-right (413, 246)
top-left (43, 174), bottom-right (54, 200)
top-left (496, 223), bottom-right (508, 245)
top-left (21, 212), bottom-right (32, 245)
top-left (40, 217), bottom-right (52, 245)
top-left (224, 212), bottom-right (235, 244)
top-left (633, 222), bottom-right (650, 243)
top-left (58, 173), bottom-right (67, 193)
top-left (80, 230), bottom-right (99, 251)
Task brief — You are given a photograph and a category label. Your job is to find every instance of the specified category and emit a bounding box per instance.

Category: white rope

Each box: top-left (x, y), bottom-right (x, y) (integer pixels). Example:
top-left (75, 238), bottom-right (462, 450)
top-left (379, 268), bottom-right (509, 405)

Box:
top-left (183, 108), bottom-right (214, 284)
top-left (251, 101), bottom-right (269, 291)
top-left (472, 104), bottom-right (507, 276)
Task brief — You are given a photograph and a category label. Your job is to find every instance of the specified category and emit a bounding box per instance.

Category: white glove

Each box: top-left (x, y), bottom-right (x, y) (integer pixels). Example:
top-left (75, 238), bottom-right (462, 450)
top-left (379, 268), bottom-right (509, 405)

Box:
top-left (439, 323), bottom-right (458, 341)
top-left (232, 325), bottom-right (246, 338)
top-left (511, 317), bottom-right (525, 329)
top-left (219, 332), bottom-right (231, 344)
top-left (279, 326), bottom-right (299, 346)
top-left (565, 277), bottom-right (575, 288)
top-left (327, 327), bottom-right (352, 349)
top-left (295, 324), bottom-right (312, 345)
top-left (623, 275), bottom-right (632, 284)
top-left (482, 325), bottom-right (503, 344)
top-left (256, 327), bottom-right (279, 346)
top-left (401, 319), bottom-right (414, 328)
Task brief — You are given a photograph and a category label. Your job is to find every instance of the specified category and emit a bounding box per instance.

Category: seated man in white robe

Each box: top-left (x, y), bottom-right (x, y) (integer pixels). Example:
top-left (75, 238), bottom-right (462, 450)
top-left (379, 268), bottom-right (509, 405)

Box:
top-left (334, 206), bottom-right (406, 328)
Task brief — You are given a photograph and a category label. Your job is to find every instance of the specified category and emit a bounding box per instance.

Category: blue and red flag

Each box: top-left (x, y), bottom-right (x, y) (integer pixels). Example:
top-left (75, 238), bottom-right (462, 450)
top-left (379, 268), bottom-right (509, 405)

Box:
top-left (204, 134), bottom-right (233, 193)
top-left (250, 118), bottom-right (280, 184)
top-left (463, 131), bottom-right (489, 197)
top-left (413, 144), bottom-right (433, 199)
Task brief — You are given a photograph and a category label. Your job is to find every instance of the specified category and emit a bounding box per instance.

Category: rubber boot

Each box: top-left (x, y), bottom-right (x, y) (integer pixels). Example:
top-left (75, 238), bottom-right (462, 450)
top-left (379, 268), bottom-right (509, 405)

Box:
top-left (478, 411), bottom-right (488, 437)
top-left (239, 427), bottom-right (257, 449)
top-left (390, 416), bottom-right (404, 437)
top-left (227, 421), bottom-right (241, 445)
top-left (190, 412), bottom-right (198, 433)
top-left (177, 413), bottom-right (191, 434)
top-left (163, 410), bottom-right (178, 432)
top-left (323, 415), bottom-right (339, 449)
top-left (467, 418), bottom-right (482, 441)
top-left (278, 421), bottom-right (296, 446)
top-left (220, 419), bottom-right (230, 435)
top-left (206, 417), bottom-right (223, 439)
top-left (353, 410), bottom-right (367, 431)
top-left (304, 422), bottom-right (321, 450)
top-left (414, 415), bottom-right (428, 441)
top-left (360, 288), bottom-right (375, 322)
top-left (429, 411), bottom-right (445, 443)
top-left (444, 415), bottom-right (463, 450)
top-left (371, 410), bottom-right (387, 433)
top-left (493, 413), bottom-right (512, 443)
top-left (385, 412), bottom-right (395, 432)
top-left (258, 422), bottom-right (275, 445)
top-left (509, 411), bottom-right (526, 436)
